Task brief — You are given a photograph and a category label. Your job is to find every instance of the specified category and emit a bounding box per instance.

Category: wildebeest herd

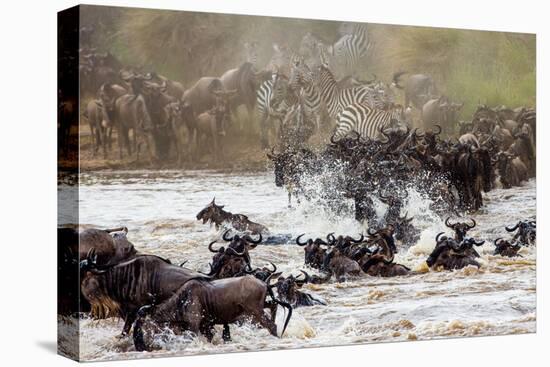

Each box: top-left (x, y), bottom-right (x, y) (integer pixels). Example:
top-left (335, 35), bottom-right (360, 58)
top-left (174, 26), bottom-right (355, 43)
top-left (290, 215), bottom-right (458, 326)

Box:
top-left (59, 23), bottom-right (536, 354)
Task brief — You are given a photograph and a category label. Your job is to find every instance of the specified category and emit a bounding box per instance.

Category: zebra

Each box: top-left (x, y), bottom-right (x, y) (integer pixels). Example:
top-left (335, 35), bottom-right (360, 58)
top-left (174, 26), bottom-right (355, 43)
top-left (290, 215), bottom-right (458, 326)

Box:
top-left (289, 55), bottom-right (324, 130)
top-left (333, 102), bottom-right (404, 141)
top-left (256, 72), bottom-right (297, 148)
top-left (328, 23), bottom-right (373, 78)
top-left (316, 50), bottom-right (384, 119)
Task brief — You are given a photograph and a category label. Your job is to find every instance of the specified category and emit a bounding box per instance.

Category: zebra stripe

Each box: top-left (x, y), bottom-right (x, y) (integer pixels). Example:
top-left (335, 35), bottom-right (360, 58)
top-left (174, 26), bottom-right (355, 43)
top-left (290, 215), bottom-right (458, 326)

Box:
top-left (317, 62), bottom-right (380, 119)
top-left (289, 56), bottom-right (323, 126)
top-left (333, 103), bottom-right (403, 140)
top-left (331, 24), bottom-right (372, 75)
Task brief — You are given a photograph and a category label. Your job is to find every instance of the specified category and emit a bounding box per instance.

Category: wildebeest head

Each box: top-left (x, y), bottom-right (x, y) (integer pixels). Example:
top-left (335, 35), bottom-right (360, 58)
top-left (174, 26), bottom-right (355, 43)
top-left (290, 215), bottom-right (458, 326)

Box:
top-left (367, 225), bottom-right (398, 254)
top-left (242, 262), bottom-right (279, 282)
top-left (222, 229), bottom-right (262, 264)
top-left (393, 212), bottom-right (419, 246)
top-left (296, 234), bottom-right (329, 268)
top-left (206, 240), bottom-right (249, 278)
top-left (445, 217), bottom-right (476, 241)
top-left (493, 237), bottom-right (521, 257)
top-left (196, 197), bottom-right (229, 226)
top-left (506, 220), bottom-right (536, 245)
top-left (273, 273), bottom-right (307, 305)
top-left (211, 89), bottom-right (237, 134)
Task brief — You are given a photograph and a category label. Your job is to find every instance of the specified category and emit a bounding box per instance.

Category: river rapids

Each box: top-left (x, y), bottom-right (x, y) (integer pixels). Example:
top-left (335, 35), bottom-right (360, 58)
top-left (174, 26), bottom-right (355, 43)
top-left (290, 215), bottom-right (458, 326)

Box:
top-left (58, 170), bottom-right (536, 361)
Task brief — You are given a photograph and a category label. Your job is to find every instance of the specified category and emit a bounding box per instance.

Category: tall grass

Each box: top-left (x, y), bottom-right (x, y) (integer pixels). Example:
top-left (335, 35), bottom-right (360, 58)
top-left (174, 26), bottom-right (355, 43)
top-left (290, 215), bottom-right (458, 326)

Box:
top-left (374, 26), bottom-right (535, 116)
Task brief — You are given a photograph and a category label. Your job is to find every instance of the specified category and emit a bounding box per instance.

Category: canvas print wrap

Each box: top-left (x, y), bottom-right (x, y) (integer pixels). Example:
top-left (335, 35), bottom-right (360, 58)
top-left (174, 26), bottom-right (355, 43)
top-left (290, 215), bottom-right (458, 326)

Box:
top-left (57, 5), bottom-right (536, 362)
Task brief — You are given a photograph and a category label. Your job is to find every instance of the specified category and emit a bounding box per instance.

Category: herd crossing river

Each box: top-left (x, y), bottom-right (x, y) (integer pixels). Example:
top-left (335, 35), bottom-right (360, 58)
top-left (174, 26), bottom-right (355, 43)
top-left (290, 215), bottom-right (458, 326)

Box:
top-left (58, 170), bottom-right (536, 361)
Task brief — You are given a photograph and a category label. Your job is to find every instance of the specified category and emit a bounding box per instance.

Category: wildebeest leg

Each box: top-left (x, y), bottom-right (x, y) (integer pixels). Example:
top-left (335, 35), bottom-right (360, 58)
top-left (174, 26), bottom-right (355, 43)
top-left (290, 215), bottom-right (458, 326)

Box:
top-left (222, 324), bottom-right (231, 342)
top-left (89, 123), bottom-right (97, 157)
top-left (264, 301), bottom-right (278, 321)
top-left (121, 310), bottom-right (137, 336)
top-left (199, 321), bottom-right (215, 342)
top-left (250, 311), bottom-right (278, 337)
top-left (288, 192), bottom-right (292, 208)
top-left (100, 126), bottom-right (108, 159)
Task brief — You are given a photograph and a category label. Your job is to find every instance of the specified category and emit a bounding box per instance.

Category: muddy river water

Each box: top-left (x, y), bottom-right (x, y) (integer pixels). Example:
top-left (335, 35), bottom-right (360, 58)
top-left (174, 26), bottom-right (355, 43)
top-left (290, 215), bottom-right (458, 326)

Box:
top-left (60, 170), bottom-right (536, 361)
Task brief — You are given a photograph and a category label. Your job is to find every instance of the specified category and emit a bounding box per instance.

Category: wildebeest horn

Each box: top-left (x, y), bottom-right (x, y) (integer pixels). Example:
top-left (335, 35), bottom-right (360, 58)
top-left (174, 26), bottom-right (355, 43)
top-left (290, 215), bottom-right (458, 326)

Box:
top-left (445, 217), bottom-right (454, 228)
top-left (244, 233), bottom-right (262, 244)
top-left (505, 222), bottom-right (520, 232)
top-left (225, 247), bottom-right (246, 257)
top-left (467, 218), bottom-right (476, 229)
top-left (299, 270), bottom-right (311, 283)
top-left (296, 234), bottom-right (308, 246)
top-left (326, 232), bottom-right (336, 244)
top-left (243, 263), bottom-right (255, 274)
top-left (473, 239), bottom-right (485, 246)
top-left (433, 124), bottom-right (442, 135)
top-left (351, 234), bottom-right (364, 243)
top-left (222, 229), bottom-right (234, 241)
top-left (105, 226), bottom-right (128, 234)
top-left (208, 240), bottom-right (222, 253)
top-left (435, 232), bottom-right (446, 243)
top-left (494, 238), bottom-right (504, 246)
top-left (267, 262), bottom-right (277, 273)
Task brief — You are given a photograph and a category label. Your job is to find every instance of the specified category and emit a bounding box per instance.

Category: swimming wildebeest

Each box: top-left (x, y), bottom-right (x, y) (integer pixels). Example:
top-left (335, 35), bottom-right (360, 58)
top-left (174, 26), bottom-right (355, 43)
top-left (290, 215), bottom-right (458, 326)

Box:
top-left (132, 275), bottom-right (293, 350)
top-left (273, 273), bottom-right (327, 307)
top-left (505, 220), bottom-right (536, 246)
top-left (426, 233), bottom-right (484, 270)
top-left (493, 238), bottom-right (522, 257)
top-left (196, 198), bottom-right (269, 235)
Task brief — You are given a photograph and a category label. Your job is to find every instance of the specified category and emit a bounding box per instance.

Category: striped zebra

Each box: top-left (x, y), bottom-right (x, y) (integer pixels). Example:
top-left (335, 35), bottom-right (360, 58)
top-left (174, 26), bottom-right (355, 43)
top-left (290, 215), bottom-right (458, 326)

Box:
top-left (317, 50), bottom-right (384, 119)
top-left (289, 55), bottom-right (323, 130)
top-left (329, 23), bottom-right (373, 77)
top-left (333, 102), bottom-right (404, 141)
top-left (256, 72), bottom-right (296, 147)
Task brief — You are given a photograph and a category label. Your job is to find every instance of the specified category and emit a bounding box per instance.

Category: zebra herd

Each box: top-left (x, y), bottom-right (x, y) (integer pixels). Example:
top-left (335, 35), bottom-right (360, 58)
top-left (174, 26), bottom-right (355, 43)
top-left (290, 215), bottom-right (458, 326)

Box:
top-left (254, 23), bottom-right (404, 149)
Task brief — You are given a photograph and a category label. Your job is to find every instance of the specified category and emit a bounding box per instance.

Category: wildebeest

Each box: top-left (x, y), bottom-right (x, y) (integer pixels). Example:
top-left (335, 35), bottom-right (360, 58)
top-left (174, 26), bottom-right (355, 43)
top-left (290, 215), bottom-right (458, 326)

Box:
top-left (426, 233), bottom-right (483, 270)
top-left (84, 83), bottom-right (127, 158)
top-left (296, 234), bottom-right (330, 269)
top-left (163, 100), bottom-right (195, 165)
top-left (221, 62), bottom-right (270, 128)
top-left (132, 275), bottom-right (292, 350)
top-left (359, 227), bottom-right (411, 277)
top-left (421, 96), bottom-right (463, 132)
top-left (205, 240), bottom-right (250, 279)
top-left (273, 273), bottom-right (327, 307)
top-left (114, 93), bottom-right (155, 161)
top-left (145, 72), bottom-right (185, 99)
top-left (495, 152), bottom-right (528, 189)
top-left (322, 247), bottom-right (362, 281)
top-left (403, 73), bottom-right (437, 109)
top-left (80, 253), bottom-right (203, 336)
top-left (445, 217), bottom-right (476, 242)
top-left (505, 220), bottom-right (536, 246)
top-left (182, 77), bottom-right (232, 116)
top-left (242, 262), bottom-right (280, 282)
top-left (196, 198), bottom-right (269, 235)
top-left (493, 238), bottom-right (522, 257)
